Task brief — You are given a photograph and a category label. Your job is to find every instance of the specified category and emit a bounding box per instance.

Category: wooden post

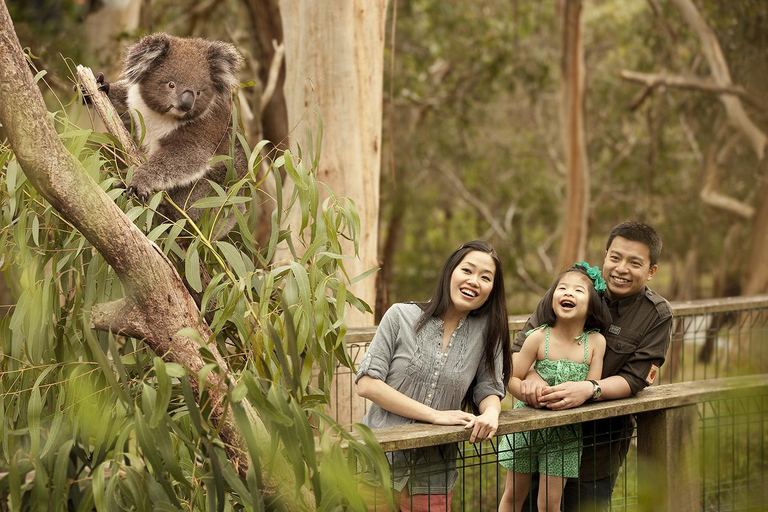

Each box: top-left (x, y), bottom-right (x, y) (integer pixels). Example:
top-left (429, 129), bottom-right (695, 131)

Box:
top-left (636, 405), bottom-right (701, 511)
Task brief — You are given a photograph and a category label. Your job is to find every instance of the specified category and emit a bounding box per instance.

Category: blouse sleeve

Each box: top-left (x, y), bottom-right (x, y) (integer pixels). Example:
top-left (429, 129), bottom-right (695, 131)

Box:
top-left (354, 305), bottom-right (401, 383)
top-left (472, 340), bottom-right (505, 406)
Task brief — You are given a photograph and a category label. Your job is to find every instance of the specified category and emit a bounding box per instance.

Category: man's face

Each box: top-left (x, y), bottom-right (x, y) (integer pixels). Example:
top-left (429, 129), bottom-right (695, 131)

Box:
top-left (602, 236), bottom-right (657, 300)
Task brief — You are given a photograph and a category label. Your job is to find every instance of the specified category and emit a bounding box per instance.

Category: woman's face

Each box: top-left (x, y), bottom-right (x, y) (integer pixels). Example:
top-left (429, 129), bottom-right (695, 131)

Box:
top-left (552, 271), bottom-right (592, 322)
top-left (448, 250), bottom-right (496, 315)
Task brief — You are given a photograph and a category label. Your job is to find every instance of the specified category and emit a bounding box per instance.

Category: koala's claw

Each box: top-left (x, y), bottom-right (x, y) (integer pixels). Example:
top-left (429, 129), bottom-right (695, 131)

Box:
top-left (77, 71), bottom-right (110, 104)
top-left (126, 185), bottom-right (151, 204)
top-left (96, 72), bottom-right (111, 94)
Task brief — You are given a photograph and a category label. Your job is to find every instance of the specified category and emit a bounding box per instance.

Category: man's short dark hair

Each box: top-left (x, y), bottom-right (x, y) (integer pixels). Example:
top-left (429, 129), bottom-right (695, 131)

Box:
top-left (606, 221), bottom-right (662, 267)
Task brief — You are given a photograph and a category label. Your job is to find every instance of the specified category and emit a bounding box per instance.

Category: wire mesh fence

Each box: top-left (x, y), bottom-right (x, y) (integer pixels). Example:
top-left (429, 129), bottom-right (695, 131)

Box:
top-left (342, 296), bottom-right (768, 511)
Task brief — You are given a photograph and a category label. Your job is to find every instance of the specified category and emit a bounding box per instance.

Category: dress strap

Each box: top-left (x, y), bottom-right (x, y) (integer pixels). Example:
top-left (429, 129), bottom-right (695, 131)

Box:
top-left (524, 324), bottom-right (548, 337)
top-left (576, 329), bottom-right (599, 363)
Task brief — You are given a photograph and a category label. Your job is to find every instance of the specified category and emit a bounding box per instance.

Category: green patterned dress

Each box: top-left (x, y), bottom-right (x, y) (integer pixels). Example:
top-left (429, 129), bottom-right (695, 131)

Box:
top-left (498, 325), bottom-right (593, 478)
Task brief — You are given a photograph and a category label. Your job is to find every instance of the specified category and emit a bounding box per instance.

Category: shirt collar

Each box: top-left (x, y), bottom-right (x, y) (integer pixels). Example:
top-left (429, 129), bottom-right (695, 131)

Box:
top-left (605, 286), bottom-right (646, 317)
top-left (432, 315), bottom-right (468, 330)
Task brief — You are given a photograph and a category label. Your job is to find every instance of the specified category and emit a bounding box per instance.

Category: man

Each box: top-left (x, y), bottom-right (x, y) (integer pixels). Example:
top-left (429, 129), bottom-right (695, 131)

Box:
top-left (512, 221), bottom-right (673, 511)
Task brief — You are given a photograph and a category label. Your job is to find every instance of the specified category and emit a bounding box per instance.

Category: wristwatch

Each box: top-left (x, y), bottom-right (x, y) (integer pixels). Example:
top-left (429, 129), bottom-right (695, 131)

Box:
top-left (589, 380), bottom-right (602, 400)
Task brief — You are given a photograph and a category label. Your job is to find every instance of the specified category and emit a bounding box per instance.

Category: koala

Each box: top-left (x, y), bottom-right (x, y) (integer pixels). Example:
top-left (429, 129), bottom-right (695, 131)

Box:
top-left (97, 33), bottom-right (248, 236)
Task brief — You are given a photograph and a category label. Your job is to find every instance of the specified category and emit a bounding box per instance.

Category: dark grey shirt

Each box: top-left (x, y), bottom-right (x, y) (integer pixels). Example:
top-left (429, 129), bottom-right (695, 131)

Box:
top-left (356, 303), bottom-right (505, 494)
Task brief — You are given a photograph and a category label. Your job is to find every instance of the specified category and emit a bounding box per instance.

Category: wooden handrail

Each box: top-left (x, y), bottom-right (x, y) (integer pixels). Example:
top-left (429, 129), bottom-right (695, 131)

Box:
top-left (344, 294), bottom-right (768, 345)
top-left (367, 374), bottom-right (768, 452)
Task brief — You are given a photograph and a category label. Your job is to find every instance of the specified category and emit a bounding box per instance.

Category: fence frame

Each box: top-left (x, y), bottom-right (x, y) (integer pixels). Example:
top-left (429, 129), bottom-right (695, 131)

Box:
top-left (363, 375), bottom-right (768, 511)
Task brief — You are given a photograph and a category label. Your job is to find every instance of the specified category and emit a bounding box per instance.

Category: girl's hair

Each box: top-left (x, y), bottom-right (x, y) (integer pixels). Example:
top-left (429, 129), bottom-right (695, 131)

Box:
top-left (415, 240), bottom-right (511, 413)
top-left (538, 265), bottom-right (612, 332)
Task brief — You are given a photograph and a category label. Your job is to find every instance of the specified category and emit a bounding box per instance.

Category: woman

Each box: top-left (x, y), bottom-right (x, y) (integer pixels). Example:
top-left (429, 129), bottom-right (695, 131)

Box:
top-left (356, 240), bottom-right (511, 511)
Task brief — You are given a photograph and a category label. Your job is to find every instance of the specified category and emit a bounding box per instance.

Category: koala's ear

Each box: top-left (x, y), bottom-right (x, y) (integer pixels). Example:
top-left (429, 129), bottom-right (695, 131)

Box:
top-left (123, 33), bottom-right (171, 83)
top-left (207, 41), bottom-right (243, 93)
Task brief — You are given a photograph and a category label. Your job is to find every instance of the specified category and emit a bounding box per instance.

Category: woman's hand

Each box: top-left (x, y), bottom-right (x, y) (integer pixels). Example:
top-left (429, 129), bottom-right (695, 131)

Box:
top-left (431, 409), bottom-right (476, 426)
top-left (465, 408), bottom-right (499, 443)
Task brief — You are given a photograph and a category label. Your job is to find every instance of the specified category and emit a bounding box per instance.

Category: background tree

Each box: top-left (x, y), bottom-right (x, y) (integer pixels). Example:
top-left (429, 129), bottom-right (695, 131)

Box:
top-left (277, 0), bottom-right (387, 329)
top-left (556, 0), bottom-right (591, 272)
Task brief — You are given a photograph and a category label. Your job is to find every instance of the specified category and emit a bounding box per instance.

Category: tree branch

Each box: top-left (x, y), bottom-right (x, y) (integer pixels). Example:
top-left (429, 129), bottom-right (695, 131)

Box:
top-left (619, 69), bottom-right (768, 115)
top-left (261, 39), bottom-right (285, 115)
top-left (669, 0), bottom-right (767, 160)
top-left (441, 165), bottom-right (509, 239)
top-left (699, 130), bottom-right (755, 220)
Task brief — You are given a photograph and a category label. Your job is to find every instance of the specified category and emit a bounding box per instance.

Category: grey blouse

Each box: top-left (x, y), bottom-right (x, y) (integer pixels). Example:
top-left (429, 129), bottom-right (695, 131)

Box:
top-left (355, 303), bottom-right (505, 494)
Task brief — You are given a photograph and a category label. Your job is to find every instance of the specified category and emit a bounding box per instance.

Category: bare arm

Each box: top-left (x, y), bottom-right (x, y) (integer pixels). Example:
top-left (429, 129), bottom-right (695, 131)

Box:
top-left (508, 330), bottom-right (544, 404)
top-left (585, 334), bottom-right (606, 381)
top-left (356, 375), bottom-right (475, 426)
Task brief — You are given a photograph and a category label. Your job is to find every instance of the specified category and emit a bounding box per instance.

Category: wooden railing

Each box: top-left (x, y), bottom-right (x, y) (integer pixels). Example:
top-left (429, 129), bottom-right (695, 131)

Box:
top-left (342, 295), bottom-right (768, 510)
top-left (368, 374), bottom-right (768, 511)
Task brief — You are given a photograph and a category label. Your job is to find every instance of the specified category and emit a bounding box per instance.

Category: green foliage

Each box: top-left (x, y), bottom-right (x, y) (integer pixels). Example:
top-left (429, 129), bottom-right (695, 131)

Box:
top-left (0, 94), bottom-right (389, 510)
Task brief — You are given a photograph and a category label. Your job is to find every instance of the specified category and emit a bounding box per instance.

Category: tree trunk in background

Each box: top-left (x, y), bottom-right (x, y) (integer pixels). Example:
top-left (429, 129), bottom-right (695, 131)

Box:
top-left (376, 197), bottom-right (405, 323)
top-left (555, 0), bottom-right (590, 273)
top-left (279, 0), bottom-right (386, 327)
top-left (279, 0), bottom-right (387, 426)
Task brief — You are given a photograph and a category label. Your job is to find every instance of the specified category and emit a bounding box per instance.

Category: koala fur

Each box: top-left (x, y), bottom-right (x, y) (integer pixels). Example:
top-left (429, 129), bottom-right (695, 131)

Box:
top-left (102, 32), bottom-right (247, 236)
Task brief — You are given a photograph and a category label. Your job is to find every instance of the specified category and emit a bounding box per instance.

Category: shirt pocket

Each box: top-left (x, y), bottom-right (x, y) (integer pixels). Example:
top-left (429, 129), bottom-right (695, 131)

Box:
top-left (606, 328), bottom-right (643, 354)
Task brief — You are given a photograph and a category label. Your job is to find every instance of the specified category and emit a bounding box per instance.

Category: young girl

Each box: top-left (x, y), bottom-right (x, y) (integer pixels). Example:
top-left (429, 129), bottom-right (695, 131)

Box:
top-left (356, 241), bottom-right (511, 511)
top-left (498, 263), bottom-right (611, 512)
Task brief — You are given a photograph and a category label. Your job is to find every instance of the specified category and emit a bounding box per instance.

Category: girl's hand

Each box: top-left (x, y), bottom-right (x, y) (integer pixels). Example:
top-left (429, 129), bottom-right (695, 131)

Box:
top-left (520, 373), bottom-right (548, 408)
top-left (465, 409), bottom-right (499, 443)
top-left (431, 409), bottom-right (476, 426)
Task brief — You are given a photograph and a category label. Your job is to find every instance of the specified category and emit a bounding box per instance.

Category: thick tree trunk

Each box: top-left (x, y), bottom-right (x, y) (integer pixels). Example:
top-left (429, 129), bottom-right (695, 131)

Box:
top-left (0, 5), bottom-right (312, 509)
top-left (278, 0), bottom-right (387, 426)
top-left (278, 0), bottom-right (386, 328)
top-left (555, 0), bottom-right (590, 273)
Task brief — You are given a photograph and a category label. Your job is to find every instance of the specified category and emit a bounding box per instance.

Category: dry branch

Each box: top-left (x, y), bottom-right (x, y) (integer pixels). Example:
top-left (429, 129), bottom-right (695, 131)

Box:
top-left (76, 66), bottom-right (141, 165)
top-left (261, 39), bottom-right (285, 115)
top-left (619, 70), bottom-right (768, 115)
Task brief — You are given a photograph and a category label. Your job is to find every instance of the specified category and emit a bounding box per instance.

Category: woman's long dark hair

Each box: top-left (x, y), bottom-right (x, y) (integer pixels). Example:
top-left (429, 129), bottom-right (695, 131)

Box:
top-left (537, 265), bottom-right (612, 332)
top-left (414, 240), bottom-right (511, 413)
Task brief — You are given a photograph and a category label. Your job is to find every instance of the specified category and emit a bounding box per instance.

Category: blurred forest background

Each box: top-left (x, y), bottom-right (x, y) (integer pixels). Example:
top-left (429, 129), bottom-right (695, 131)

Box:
top-left (4, 0), bottom-right (768, 318)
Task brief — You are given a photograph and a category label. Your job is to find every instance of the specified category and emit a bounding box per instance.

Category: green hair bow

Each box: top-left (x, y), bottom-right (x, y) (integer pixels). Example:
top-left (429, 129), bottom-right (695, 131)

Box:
top-left (574, 261), bottom-right (607, 296)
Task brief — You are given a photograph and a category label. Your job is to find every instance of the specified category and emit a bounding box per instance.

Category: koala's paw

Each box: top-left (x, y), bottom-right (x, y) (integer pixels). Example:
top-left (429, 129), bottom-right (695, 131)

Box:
top-left (95, 72), bottom-right (111, 94)
top-left (126, 175), bottom-right (156, 204)
top-left (77, 72), bottom-right (111, 104)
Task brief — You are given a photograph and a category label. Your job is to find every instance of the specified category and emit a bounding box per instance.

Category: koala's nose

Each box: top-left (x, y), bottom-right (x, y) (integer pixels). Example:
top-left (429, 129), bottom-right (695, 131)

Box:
top-left (179, 90), bottom-right (195, 112)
